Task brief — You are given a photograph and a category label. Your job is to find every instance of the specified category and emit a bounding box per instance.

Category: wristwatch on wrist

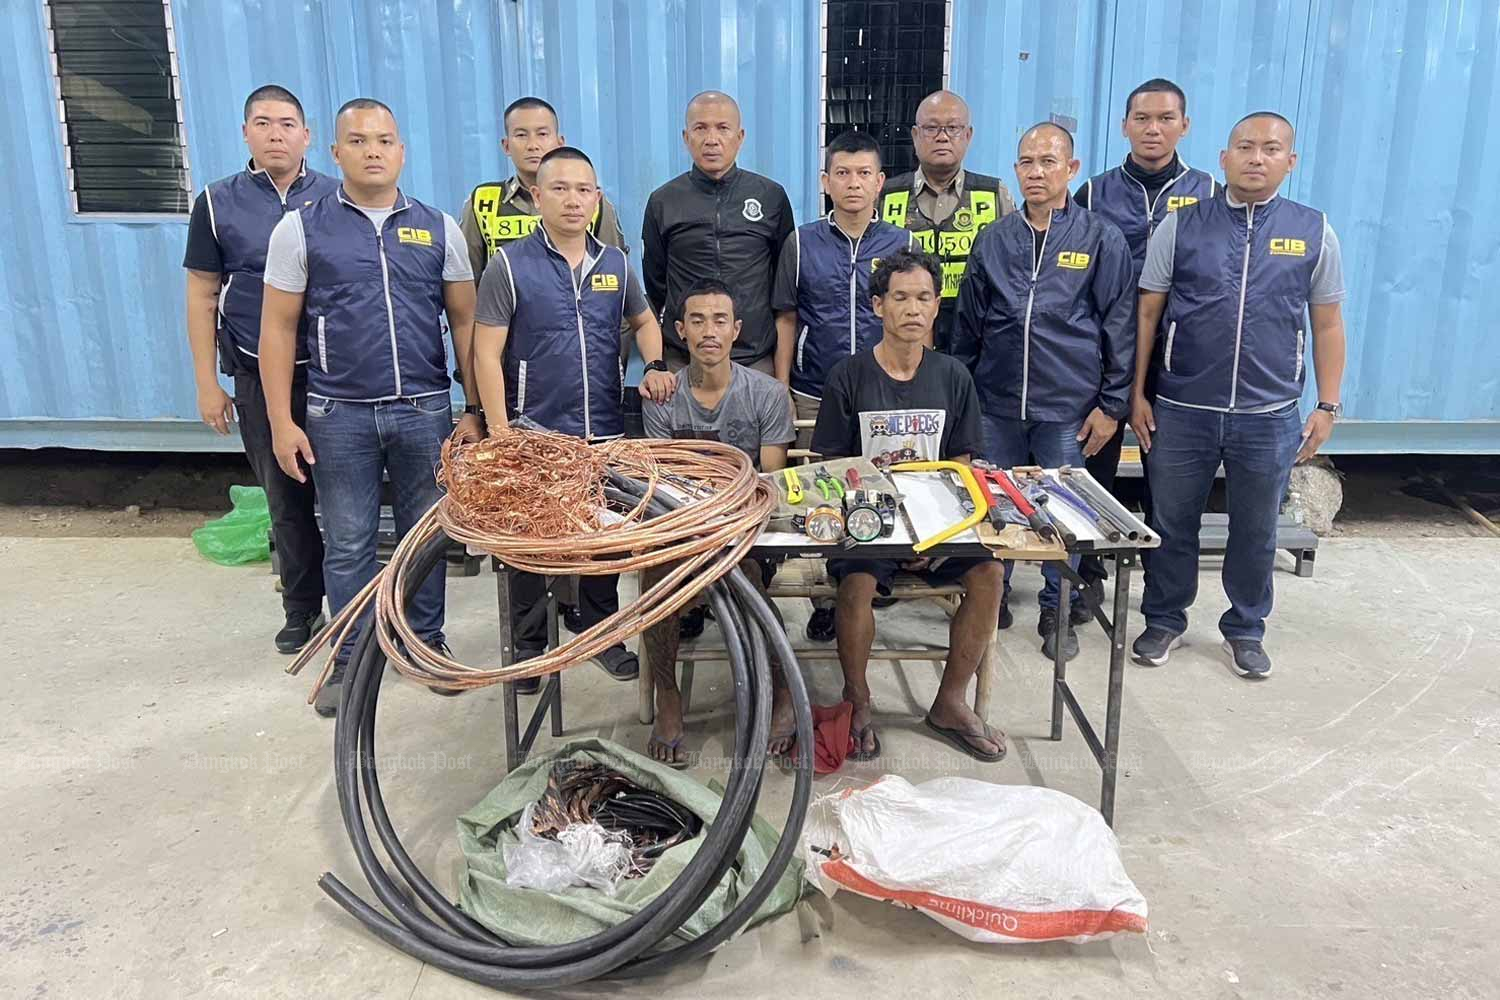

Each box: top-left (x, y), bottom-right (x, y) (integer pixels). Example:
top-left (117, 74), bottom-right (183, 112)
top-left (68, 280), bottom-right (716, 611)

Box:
top-left (643, 359), bottom-right (669, 375)
top-left (1315, 401), bottom-right (1342, 420)
top-left (463, 404), bottom-right (483, 417)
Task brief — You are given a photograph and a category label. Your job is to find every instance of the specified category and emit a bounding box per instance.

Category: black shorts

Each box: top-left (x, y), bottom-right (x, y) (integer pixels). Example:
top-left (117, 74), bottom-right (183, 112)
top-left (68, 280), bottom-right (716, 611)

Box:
top-left (825, 556), bottom-right (991, 596)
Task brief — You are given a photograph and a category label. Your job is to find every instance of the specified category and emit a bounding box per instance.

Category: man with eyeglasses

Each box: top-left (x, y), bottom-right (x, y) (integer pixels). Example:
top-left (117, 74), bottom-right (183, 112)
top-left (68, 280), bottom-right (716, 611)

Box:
top-left (642, 90), bottom-right (795, 374)
top-left (879, 90), bottom-right (1016, 352)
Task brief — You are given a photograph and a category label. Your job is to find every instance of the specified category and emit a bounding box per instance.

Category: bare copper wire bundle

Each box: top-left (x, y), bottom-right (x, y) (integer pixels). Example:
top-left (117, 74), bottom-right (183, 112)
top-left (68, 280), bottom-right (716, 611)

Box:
top-left (288, 430), bottom-right (775, 698)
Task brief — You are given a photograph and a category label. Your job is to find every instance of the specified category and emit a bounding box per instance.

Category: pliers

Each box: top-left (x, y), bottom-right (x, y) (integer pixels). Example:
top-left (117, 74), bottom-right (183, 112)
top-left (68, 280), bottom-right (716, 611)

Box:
top-left (814, 468), bottom-right (846, 502)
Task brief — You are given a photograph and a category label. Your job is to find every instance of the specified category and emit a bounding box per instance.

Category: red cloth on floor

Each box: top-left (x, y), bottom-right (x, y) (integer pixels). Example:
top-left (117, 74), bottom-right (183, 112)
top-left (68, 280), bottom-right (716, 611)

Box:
top-left (812, 701), bottom-right (855, 775)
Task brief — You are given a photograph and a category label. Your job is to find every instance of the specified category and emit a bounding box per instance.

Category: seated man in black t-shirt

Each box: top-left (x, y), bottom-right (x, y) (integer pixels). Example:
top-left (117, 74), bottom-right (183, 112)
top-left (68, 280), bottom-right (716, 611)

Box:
top-left (811, 250), bottom-right (1007, 762)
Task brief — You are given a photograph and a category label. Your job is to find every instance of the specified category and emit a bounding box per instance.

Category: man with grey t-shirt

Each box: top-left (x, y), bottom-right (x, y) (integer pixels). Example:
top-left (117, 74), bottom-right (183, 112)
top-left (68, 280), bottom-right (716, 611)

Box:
top-left (639, 278), bottom-right (795, 768)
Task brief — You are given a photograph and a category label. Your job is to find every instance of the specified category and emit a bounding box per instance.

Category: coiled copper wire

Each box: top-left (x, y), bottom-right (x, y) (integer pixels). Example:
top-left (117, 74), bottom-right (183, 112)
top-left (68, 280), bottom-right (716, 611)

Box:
top-left (287, 429), bottom-right (774, 699)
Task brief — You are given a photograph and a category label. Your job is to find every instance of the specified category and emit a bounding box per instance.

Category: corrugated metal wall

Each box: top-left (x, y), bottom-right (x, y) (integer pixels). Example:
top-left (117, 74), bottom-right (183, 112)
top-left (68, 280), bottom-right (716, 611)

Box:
top-left (1, 0), bottom-right (1497, 451)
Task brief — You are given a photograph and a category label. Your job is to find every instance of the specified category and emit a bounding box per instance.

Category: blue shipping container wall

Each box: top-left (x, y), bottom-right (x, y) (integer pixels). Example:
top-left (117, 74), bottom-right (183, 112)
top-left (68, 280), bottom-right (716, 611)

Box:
top-left (0, 0), bottom-right (1496, 452)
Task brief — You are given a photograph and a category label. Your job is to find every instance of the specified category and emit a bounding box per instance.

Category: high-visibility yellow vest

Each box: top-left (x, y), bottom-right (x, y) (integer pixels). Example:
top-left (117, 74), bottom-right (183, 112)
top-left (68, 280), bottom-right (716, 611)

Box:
top-left (880, 184), bottom-right (1001, 298)
top-left (471, 183), bottom-right (603, 257)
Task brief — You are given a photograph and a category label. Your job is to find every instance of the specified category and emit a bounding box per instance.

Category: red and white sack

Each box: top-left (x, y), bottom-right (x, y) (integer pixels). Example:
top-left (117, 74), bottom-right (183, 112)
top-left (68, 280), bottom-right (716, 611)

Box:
top-left (802, 775), bottom-right (1147, 943)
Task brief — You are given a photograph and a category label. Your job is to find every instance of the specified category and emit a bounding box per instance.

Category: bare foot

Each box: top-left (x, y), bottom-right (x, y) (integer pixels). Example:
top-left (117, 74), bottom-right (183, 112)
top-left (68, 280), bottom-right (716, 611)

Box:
top-left (926, 697), bottom-right (1002, 757)
top-left (649, 687), bottom-right (690, 768)
top-left (767, 686), bottom-right (796, 756)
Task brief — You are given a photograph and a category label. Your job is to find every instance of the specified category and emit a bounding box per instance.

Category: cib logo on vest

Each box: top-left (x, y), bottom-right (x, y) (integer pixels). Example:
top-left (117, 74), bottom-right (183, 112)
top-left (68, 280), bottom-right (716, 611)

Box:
top-left (1270, 238), bottom-right (1307, 257)
top-left (1057, 251), bottom-right (1091, 270)
top-left (397, 227), bottom-right (433, 246)
top-left (590, 273), bottom-right (620, 292)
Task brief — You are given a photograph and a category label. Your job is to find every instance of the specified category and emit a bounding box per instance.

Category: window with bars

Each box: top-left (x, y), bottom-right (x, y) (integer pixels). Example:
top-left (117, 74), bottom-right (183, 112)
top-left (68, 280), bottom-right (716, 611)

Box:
top-left (822, 0), bottom-right (948, 179)
top-left (45, 0), bottom-right (191, 215)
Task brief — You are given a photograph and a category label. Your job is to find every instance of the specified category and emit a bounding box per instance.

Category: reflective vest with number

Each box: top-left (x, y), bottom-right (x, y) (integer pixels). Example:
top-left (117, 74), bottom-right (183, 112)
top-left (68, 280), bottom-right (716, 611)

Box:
top-left (471, 182), bottom-right (602, 258)
top-left (879, 174), bottom-right (1005, 299)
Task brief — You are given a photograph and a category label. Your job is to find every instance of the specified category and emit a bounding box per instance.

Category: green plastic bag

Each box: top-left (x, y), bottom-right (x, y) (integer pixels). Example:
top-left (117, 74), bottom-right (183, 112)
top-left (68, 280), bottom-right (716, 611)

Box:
top-left (191, 485), bottom-right (272, 565)
top-left (457, 737), bottom-right (806, 947)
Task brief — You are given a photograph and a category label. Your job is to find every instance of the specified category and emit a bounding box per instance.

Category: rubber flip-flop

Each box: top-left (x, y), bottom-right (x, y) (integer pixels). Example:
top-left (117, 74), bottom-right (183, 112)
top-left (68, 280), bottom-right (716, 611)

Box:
top-left (923, 715), bottom-right (1007, 762)
top-left (767, 731), bottom-right (797, 758)
top-left (647, 734), bottom-right (691, 770)
top-left (847, 724), bottom-right (881, 761)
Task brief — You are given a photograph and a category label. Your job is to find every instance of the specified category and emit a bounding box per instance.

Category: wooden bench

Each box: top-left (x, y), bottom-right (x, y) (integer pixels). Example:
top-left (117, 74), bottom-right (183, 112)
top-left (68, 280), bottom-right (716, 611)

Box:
top-left (636, 559), bottom-right (999, 725)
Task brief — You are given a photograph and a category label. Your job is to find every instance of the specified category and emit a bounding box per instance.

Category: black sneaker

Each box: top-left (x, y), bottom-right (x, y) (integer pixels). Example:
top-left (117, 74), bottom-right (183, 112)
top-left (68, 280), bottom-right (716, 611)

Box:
top-left (276, 609), bottom-right (326, 654)
top-left (679, 605), bottom-right (707, 641)
top-left (511, 645), bottom-right (544, 695)
top-left (314, 664), bottom-right (344, 718)
top-left (1038, 608), bottom-right (1079, 662)
top-left (561, 602), bottom-right (584, 633)
top-left (998, 597), bottom-right (1014, 630)
top-left (871, 596), bottom-right (899, 609)
top-left (592, 644), bottom-right (639, 681)
top-left (1132, 626), bottom-right (1182, 667)
top-left (1223, 638), bottom-right (1272, 679)
top-left (806, 606), bottom-right (836, 642)
top-left (427, 640), bottom-right (465, 697)
top-left (1068, 593), bottom-right (1092, 626)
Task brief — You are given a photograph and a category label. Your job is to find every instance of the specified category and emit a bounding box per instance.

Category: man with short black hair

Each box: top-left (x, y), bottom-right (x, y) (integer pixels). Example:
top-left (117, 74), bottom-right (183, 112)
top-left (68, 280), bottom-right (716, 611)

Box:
top-left (812, 249), bottom-right (1007, 763)
top-left (459, 96), bottom-right (626, 281)
top-left (878, 90), bottom-right (1017, 352)
top-left (643, 91), bottom-right (795, 373)
top-left (473, 145), bottom-right (675, 690)
top-left (182, 85), bottom-right (338, 654)
top-left (1130, 112), bottom-right (1347, 679)
top-left (771, 129), bottom-right (912, 642)
top-left (639, 278), bottom-right (795, 766)
top-left (259, 98), bottom-right (482, 716)
top-left (954, 122), bottom-right (1135, 662)
top-left (1073, 78), bottom-right (1218, 598)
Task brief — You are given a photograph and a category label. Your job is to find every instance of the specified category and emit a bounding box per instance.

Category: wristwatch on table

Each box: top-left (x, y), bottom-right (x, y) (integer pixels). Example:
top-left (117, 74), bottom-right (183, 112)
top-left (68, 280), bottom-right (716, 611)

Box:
top-left (643, 359), bottom-right (669, 375)
top-left (1315, 401), bottom-right (1342, 420)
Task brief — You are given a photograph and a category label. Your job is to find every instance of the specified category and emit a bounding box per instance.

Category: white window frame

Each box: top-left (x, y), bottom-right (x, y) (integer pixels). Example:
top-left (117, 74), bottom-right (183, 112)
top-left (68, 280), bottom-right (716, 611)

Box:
top-left (42, 0), bottom-right (193, 221)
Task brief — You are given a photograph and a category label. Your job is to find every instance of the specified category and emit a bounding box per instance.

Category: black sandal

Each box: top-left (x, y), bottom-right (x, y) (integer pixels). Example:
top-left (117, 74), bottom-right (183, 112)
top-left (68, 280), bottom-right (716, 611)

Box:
top-left (923, 715), bottom-right (1006, 762)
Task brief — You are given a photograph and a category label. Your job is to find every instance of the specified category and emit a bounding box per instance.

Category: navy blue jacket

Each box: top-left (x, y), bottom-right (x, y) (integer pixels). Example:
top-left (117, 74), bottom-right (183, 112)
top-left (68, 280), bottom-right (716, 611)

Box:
top-left (301, 188), bottom-right (451, 401)
top-left (497, 227), bottom-right (629, 440)
top-left (1156, 192), bottom-right (1325, 412)
top-left (952, 203), bottom-right (1136, 423)
top-left (202, 162), bottom-right (337, 373)
top-left (788, 215), bottom-right (912, 397)
top-left (1081, 158), bottom-right (1217, 279)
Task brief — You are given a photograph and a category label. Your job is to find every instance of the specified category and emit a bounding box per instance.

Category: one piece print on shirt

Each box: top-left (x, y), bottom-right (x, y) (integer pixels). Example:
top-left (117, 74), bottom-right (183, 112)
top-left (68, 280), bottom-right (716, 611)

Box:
top-left (857, 407), bottom-right (948, 468)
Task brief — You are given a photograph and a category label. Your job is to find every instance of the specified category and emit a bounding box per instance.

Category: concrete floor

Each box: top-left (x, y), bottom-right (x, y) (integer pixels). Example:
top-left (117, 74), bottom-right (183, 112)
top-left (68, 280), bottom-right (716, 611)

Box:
top-left (1, 535), bottom-right (1496, 999)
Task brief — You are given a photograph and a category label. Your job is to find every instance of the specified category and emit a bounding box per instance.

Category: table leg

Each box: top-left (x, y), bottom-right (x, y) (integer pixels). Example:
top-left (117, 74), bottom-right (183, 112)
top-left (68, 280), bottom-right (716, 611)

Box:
top-left (495, 558), bottom-right (520, 773)
top-left (1050, 568), bottom-right (1069, 741)
top-left (1100, 552), bottom-right (1134, 827)
top-left (546, 580), bottom-right (563, 737)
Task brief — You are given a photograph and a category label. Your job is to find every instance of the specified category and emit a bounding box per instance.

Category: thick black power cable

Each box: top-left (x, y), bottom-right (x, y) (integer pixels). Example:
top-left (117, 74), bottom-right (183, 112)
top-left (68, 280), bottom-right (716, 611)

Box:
top-left (317, 481), bottom-right (815, 988)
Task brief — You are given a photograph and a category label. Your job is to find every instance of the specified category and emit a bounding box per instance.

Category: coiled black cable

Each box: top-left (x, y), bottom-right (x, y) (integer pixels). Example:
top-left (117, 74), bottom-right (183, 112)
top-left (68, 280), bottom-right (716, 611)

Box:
top-left (317, 478), bottom-right (815, 988)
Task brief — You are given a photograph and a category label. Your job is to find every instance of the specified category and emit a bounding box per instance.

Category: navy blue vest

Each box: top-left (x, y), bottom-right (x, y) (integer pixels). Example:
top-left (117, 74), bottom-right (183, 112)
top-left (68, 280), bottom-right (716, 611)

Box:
top-left (1083, 159), bottom-right (1217, 278)
top-left (1158, 193), bottom-right (1325, 411)
top-left (499, 228), bottom-right (629, 440)
top-left (203, 162), bottom-right (337, 372)
top-left (790, 216), bottom-right (912, 397)
top-left (300, 189), bottom-right (450, 401)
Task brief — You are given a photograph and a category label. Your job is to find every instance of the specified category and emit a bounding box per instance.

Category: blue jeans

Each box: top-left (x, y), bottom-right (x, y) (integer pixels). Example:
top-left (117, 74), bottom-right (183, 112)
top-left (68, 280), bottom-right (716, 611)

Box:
top-left (306, 393), bottom-right (453, 661)
top-left (1142, 399), bottom-right (1302, 641)
top-left (982, 414), bottom-right (1085, 611)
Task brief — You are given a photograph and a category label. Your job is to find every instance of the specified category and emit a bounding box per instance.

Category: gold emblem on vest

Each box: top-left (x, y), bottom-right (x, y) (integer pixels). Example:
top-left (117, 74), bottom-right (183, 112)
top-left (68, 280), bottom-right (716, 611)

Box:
top-left (1057, 251), bottom-right (1091, 270)
top-left (397, 227), bottom-right (433, 246)
top-left (1166, 195), bottom-right (1198, 211)
top-left (1269, 238), bottom-right (1307, 256)
top-left (590, 273), bottom-right (620, 292)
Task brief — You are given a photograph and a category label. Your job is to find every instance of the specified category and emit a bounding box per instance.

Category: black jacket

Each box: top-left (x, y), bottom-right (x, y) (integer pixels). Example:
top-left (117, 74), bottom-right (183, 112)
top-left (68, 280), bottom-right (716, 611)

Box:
top-left (642, 164), bottom-right (795, 363)
top-left (952, 202), bottom-right (1136, 423)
